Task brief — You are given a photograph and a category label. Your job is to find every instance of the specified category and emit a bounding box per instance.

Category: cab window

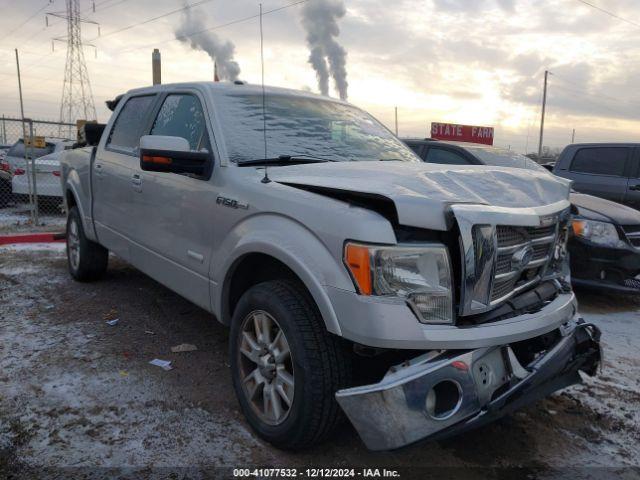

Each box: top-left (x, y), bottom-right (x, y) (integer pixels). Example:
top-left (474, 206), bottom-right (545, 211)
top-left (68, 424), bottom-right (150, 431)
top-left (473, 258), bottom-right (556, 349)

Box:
top-left (107, 95), bottom-right (156, 154)
top-left (150, 94), bottom-right (211, 152)
top-left (570, 147), bottom-right (628, 177)
top-left (425, 147), bottom-right (470, 165)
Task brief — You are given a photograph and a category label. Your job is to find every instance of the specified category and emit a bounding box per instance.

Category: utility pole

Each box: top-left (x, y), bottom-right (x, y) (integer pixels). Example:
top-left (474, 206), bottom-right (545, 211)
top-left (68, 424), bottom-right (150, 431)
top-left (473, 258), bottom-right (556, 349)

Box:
top-left (571, 128), bottom-right (576, 144)
top-left (15, 49), bottom-right (26, 126)
top-left (394, 107), bottom-right (398, 136)
top-left (54, 0), bottom-right (98, 133)
top-left (537, 70), bottom-right (549, 160)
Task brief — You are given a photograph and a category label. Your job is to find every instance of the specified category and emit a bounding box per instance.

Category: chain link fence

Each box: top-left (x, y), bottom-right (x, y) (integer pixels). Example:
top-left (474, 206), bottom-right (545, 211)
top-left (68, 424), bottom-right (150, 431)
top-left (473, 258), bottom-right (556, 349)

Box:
top-left (0, 116), bottom-right (77, 233)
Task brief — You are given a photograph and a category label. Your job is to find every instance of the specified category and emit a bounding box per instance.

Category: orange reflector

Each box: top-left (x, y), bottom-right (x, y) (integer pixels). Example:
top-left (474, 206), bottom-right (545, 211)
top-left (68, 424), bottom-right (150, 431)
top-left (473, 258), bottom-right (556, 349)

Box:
top-left (572, 220), bottom-right (585, 236)
top-left (344, 243), bottom-right (372, 295)
top-left (143, 155), bottom-right (172, 165)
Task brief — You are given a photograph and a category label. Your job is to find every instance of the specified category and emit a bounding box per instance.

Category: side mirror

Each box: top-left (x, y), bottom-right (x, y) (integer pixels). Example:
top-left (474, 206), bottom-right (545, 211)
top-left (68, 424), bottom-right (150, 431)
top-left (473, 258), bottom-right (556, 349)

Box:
top-left (139, 135), bottom-right (210, 176)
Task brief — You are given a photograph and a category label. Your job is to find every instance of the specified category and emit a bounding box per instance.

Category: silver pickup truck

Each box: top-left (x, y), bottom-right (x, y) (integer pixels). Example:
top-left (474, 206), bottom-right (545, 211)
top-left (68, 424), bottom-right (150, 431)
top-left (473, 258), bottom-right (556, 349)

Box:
top-left (60, 82), bottom-right (601, 451)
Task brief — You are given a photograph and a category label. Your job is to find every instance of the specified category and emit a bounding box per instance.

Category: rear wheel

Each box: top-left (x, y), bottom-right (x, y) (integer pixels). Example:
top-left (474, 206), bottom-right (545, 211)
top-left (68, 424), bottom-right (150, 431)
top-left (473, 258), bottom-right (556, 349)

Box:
top-left (66, 206), bottom-right (108, 281)
top-left (230, 280), bottom-right (352, 450)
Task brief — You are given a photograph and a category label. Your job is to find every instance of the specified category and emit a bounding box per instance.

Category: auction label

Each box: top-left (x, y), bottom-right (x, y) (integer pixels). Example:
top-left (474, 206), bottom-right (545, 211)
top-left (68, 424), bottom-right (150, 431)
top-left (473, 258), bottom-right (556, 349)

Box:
top-left (233, 468), bottom-right (400, 478)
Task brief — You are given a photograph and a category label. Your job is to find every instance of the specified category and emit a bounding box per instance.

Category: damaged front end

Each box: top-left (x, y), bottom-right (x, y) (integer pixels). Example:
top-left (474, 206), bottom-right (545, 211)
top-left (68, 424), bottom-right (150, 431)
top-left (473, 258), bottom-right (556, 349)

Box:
top-left (336, 319), bottom-right (601, 451)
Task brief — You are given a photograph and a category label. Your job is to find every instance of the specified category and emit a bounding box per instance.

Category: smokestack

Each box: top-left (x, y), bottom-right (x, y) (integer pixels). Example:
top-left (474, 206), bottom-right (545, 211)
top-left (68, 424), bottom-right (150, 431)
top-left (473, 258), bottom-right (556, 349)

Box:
top-left (175, 8), bottom-right (240, 82)
top-left (152, 48), bottom-right (161, 85)
top-left (301, 0), bottom-right (348, 100)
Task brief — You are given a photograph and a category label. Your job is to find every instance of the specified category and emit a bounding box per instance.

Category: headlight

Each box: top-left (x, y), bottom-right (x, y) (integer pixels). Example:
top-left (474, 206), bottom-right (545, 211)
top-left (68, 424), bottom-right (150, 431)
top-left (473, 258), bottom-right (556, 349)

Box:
top-left (344, 243), bottom-right (453, 324)
top-left (572, 219), bottom-right (626, 248)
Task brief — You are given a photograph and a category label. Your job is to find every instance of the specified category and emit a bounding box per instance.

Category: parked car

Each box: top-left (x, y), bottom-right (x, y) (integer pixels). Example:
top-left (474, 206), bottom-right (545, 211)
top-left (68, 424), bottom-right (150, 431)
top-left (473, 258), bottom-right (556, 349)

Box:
top-left (403, 138), bottom-right (640, 293)
top-left (11, 144), bottom-right (73, 201)
top-left (60, 83), bottom-right (600, 451)
top-left (570, 193), bottom-right (640, 292)
top-left (553, 143), bottom-right (640, 209)
top-left (4, 138), bottom-right (72, 207)
top-left (0, 145), bottom-right (11, 207)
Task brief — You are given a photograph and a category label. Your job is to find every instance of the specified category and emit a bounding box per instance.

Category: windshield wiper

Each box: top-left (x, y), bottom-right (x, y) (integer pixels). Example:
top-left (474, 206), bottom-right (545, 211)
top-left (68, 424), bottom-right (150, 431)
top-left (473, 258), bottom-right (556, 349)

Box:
top-left (238, 154), bottom-right (337, 166)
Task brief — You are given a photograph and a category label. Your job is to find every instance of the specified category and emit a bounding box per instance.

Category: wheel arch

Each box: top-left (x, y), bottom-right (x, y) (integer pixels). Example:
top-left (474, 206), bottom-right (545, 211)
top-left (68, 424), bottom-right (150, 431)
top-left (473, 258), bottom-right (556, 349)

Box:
top-left (220, 249), bottom-right (342, 336)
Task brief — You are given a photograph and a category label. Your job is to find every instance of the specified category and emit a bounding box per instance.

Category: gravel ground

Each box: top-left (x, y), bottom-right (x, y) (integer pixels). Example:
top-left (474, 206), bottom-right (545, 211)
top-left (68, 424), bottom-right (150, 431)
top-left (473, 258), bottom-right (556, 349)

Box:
top-left (0, 244), bottom-right (638, 479)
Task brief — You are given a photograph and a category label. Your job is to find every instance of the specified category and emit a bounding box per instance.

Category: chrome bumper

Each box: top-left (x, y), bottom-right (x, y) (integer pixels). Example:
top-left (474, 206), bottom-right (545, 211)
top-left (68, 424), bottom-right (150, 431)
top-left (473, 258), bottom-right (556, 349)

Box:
top-left (336, 320), bottom-right (601, 451)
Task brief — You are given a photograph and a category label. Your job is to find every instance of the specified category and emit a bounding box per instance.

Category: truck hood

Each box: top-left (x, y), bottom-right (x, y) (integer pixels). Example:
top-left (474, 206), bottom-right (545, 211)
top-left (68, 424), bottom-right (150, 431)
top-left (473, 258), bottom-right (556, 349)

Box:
top-left (271, 161), bottom-right (571, 230)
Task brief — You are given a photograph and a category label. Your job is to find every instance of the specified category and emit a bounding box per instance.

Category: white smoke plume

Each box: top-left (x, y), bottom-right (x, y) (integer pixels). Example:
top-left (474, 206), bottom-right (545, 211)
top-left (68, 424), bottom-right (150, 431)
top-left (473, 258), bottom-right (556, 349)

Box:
top-left (175, 8), bottom-right (241, 81)
top-left (301, 0), bottom-right (348, 100)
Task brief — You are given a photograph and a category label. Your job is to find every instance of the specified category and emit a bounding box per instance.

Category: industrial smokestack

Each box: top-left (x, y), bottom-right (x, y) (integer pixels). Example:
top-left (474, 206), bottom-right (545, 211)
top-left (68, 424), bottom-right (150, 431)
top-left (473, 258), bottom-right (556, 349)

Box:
top-left (152, 48), bottom-right (161, 85)
top-left (175, 8), bottom-right (240, 81)
top-left (301, 0), bottom-right (348, 100)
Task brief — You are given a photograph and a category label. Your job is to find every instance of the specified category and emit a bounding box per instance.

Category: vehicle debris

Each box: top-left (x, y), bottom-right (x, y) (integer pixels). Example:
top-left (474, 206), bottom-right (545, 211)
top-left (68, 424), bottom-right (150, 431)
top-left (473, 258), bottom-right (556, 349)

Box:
top-left (171, 343), bottom-right (198, 353)
top-left (149, 359), bottom-right (172, 371)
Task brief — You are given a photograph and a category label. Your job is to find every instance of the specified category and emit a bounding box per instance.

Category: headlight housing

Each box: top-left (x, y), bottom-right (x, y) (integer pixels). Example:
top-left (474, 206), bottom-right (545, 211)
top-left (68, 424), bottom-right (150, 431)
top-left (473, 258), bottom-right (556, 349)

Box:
top-left (572, 219), bottom-right (626, 248)
top-left (344, 243), bottom-right (454, 324)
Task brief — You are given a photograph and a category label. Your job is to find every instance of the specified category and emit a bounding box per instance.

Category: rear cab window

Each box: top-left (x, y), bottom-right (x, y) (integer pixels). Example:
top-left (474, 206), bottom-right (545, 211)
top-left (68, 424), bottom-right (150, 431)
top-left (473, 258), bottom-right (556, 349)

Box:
top-left (8, 140), bottom-right (55, 159)
top-left (570, 147), bottom-right (629, 177)
top-left (106, 95), bottom-right (157, 155)
top-left (425, 147), bottom-right (470, 165)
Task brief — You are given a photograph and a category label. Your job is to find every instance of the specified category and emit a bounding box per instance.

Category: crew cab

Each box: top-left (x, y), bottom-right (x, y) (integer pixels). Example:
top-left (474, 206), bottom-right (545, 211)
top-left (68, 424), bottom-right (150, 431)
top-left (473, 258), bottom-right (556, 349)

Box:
top-left (60, 82), bottom-right (600, 451)
top-left (553, 143), bottom-right (640, 209)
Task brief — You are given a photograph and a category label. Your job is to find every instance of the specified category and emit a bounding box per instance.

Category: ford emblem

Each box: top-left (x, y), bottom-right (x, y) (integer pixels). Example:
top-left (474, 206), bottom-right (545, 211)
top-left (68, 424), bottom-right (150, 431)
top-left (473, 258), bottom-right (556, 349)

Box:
top-left (511, 246), bottom-right (534, 272)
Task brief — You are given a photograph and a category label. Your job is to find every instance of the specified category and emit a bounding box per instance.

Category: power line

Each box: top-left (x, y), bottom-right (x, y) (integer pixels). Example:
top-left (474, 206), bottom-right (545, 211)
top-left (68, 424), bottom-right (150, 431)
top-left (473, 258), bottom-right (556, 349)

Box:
top-left (0, 1), bottom-right (54, 44)
top-left (120, 0), bottom-right (311, 54)
top-left (573, 0), bottom-right (640, 29)
top-left (87, 0), bottom-right (218, 41)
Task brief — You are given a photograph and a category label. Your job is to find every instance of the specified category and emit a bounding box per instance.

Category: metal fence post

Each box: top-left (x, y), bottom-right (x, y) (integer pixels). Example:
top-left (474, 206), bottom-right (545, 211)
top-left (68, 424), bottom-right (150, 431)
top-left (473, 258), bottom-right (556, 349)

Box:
top-left (29, 121), bottom-right (39, 225)
top-left (1, 115), bottom-right (5, 144)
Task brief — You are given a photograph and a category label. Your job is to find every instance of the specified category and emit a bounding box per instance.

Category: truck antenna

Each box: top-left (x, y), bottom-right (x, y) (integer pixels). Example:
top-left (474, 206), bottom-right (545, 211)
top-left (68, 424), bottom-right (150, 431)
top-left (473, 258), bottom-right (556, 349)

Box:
top-left (259, 3), bottom-right (271, 184)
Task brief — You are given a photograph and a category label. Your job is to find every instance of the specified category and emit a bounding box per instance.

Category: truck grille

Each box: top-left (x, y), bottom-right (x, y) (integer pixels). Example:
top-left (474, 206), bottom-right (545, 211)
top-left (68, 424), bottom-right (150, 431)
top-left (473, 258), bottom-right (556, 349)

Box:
top-left (488, 224), bottom-right (557, 303)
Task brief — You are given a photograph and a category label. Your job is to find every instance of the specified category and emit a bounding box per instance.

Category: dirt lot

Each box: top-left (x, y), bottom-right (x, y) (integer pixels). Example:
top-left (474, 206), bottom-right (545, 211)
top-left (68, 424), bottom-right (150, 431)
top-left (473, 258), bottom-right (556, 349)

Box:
top-left (1, 244), bottom-right (639, 479)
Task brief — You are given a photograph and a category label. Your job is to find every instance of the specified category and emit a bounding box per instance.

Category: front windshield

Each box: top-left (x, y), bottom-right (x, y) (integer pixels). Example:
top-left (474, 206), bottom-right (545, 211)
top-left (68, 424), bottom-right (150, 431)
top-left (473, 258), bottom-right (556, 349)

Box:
top-left (464, 146), bottom-right (546, 172)
top-left (215, 92), bottom-right (419, 163)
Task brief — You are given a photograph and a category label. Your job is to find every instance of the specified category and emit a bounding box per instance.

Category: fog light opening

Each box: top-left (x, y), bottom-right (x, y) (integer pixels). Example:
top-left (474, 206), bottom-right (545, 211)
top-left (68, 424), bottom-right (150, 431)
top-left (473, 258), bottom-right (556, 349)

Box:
top-left (425, 380), bottom-right (463, 421)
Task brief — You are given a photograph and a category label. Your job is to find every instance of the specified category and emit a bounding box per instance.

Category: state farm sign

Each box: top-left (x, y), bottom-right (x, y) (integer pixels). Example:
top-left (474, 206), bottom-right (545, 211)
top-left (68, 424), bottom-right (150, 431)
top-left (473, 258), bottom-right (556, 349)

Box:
top-left (431, 122), bottom-right (494, 145)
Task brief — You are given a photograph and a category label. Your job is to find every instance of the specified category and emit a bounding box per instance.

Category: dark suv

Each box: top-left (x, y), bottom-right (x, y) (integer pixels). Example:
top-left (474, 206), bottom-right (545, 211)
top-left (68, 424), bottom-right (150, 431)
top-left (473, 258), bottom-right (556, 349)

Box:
top-left (553, 143), bottom-right (640, 209)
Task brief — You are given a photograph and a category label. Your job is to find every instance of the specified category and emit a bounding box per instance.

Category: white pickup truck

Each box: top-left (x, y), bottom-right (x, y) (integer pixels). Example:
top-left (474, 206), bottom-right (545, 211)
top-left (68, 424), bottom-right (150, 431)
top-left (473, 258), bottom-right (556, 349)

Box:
top-left (60, 82), bottom-right (601, 451)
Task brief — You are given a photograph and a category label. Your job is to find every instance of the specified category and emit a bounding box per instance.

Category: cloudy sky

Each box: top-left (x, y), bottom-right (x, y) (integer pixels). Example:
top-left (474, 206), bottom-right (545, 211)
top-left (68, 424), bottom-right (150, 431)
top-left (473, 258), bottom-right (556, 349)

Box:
top-left (0, 0), bottom-right (638, 153)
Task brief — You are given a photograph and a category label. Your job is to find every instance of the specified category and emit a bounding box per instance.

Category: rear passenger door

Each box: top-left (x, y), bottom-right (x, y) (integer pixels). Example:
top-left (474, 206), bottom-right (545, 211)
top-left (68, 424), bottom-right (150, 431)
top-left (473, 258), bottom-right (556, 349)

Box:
top-left (561, 146), bottom-right (631, 204)
top-left (93, 94), bottom-right (157, 259)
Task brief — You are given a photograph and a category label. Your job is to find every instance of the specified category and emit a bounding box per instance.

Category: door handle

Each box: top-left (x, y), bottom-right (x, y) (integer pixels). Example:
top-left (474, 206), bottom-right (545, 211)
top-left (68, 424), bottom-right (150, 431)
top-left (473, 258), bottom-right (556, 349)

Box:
top-left (131, 174), bottom-right (142, 185)
top-left (630, 184), bottom-right (640, 191)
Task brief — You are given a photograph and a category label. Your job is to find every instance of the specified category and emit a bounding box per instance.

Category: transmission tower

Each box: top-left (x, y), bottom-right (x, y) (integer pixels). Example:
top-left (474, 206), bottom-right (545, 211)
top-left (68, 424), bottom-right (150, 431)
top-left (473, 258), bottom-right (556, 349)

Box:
top-left (50, 0), bottom-right (98, 130)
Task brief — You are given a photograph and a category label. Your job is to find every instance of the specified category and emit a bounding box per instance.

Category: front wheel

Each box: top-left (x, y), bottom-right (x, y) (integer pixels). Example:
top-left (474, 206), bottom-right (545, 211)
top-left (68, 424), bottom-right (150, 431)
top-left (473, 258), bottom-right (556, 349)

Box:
top-left (66, 206), bottom-right (108, 281)
top-left (230, 280), bottom-right (352, 450)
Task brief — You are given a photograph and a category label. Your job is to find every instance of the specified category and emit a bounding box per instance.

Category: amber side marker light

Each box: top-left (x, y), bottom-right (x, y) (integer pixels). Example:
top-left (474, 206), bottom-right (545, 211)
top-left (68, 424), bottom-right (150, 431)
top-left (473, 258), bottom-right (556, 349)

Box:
top-left (143, 155), bottom-right (172, 165)
top-left (344, 243), bottom-right (372, 295)
top-left (572, 219), bottom-right (585, 237)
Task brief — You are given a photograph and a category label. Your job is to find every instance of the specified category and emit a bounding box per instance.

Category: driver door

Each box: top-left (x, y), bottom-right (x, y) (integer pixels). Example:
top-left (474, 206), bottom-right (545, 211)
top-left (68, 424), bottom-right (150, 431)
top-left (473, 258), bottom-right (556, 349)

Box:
top-left (127, 91), bottom-right (218, 310)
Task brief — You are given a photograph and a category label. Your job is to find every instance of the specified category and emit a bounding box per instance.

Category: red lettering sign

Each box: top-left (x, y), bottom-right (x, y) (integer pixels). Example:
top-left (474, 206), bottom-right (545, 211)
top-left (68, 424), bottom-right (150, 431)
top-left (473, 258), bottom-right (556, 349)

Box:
top-left (430, 122), bottom-right (494, 146)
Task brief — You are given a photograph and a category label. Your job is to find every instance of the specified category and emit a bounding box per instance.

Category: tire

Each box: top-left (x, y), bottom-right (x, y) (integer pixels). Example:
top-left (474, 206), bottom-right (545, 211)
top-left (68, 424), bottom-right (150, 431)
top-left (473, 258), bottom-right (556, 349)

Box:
top-left (230, 279), bottom-right (352, 450)
top-left (66, 206), bottom-right (108, 281)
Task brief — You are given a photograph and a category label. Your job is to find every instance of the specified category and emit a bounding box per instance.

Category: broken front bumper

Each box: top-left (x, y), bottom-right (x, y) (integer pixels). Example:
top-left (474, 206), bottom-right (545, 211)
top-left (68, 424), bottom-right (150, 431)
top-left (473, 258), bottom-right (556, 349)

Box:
top-left (336, 320), bottom-right (601, 451)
